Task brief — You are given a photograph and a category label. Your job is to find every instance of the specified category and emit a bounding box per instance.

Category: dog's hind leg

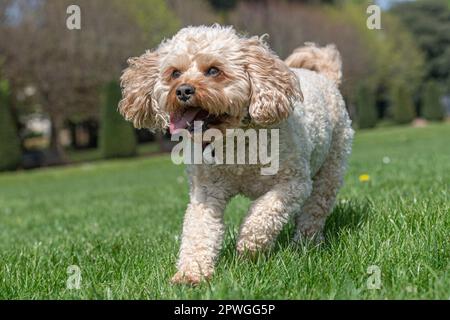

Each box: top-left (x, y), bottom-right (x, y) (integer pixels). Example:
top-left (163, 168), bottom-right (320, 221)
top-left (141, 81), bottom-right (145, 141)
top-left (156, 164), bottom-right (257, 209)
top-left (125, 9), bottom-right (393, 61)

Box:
top-left (294, 125), bottom-right (353, 243)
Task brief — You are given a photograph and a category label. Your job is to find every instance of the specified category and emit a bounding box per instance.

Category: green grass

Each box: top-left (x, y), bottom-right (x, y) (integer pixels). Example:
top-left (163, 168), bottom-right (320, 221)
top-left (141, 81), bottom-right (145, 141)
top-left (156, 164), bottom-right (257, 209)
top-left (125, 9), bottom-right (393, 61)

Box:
top-left (0, 124), bottom-right (449, 299)
top-left (66, 142), bottom-right (160, 164)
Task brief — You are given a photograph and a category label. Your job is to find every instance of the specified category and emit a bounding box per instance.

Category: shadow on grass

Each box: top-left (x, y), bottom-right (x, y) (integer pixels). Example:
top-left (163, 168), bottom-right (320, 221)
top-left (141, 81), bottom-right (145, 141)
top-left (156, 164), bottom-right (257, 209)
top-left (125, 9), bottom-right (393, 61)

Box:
top-left (274, 199), bottom-right (373, 252)
top-left (218, 198), bottom-right (374, 265)
top-left (324, 199), bottom-right (373, 242)
top-left (274, 199), bottom-right (373, 257)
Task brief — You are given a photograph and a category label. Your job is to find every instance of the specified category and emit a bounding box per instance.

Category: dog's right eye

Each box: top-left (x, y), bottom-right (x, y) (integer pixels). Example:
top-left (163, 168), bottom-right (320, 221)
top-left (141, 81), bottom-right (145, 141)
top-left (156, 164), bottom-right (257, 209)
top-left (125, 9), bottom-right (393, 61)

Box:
top-left (172, 70), bottom-right (182, 79)
top-left (206, 67), bottom-right (220, 77)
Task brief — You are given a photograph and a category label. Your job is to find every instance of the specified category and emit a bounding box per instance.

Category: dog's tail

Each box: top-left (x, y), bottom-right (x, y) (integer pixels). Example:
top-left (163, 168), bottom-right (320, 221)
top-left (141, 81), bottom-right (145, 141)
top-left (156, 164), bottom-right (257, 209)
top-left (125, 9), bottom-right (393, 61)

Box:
top-left (285, 42), bottom-right (342, 86)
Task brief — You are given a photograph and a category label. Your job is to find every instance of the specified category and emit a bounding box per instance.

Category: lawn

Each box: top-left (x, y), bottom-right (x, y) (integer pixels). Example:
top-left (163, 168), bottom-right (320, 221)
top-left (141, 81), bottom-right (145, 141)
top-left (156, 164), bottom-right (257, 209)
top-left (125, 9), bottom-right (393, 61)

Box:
top-left (66, 142), bottom-right (160, 164)
top-left (0, 124), bottom-right (449, 299)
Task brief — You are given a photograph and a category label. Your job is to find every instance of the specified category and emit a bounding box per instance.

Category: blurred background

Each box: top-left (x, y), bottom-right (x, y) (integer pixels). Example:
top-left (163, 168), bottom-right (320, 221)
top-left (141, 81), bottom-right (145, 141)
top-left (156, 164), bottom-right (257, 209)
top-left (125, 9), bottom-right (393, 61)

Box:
top-left (0, 0), bottom-right (449, 171)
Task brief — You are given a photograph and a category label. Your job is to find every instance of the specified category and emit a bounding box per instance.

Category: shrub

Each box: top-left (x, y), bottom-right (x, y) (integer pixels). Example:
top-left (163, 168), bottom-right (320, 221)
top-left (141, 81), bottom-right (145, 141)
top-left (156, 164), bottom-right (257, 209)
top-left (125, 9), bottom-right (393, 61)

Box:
top-left (391, 84), bottom-right (416, 124)
top-left (422, 81), bottom-right (444, 121)
top-left (356, 83), bottom-right (378, 129)
top-left (0, 80), bottom-right (21, 171)
top-left (100, 81), bottom-right (136, 158)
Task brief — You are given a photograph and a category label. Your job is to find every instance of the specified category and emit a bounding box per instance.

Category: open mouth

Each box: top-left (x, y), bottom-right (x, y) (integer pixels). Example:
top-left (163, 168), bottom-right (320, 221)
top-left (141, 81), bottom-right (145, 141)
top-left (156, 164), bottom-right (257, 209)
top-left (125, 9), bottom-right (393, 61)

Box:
top-left (169, 107), bottom-right (228, 135)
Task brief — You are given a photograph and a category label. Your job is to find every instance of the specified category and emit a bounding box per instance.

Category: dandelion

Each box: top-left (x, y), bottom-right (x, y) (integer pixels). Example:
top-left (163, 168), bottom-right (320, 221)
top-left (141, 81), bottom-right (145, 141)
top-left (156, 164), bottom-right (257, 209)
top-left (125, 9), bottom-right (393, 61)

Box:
top-left (382, 156), bottom-right (391, 164)
top-left (359, 174), bottom-right (370, 182)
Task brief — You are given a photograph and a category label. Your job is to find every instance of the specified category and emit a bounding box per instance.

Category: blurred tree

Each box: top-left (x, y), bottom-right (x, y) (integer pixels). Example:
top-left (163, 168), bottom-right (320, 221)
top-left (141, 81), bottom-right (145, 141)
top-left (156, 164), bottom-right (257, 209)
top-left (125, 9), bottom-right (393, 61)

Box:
top-left (169, 0), bottom-right (219, 26)
top-left (0, 0), bottom-right (12, 24)
top-left (422, 81), bottom-right (445, 121)
top-left (117, 0), bottom-right (179, 46)
top-left (356, 83), bottom-right (377, 129)
top-left (287, 0), bottom-right (338, 3)
top-left (391, 85), bottom-right (416, 124)
top-left (0, 0), bottom-right (177, 163)
top-left (208, 0), bottom-right (238, 11)
top-left (100, 81), bottom-right (136, 159)
top-left (230, 1), bottom-right (424, 109)
top-left (332, 3), bottom-right (425, 101)
top-left (0, 80), bottom-right (22, 171)
top-left (392, 0), bottom-right (450, 90)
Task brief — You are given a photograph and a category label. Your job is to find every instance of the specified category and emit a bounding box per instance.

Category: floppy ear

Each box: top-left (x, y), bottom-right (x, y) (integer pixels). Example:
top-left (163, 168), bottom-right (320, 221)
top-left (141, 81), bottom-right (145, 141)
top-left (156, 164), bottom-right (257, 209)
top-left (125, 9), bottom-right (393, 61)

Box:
top-left (119, 50), bottom-right (168, 130)
top-left (243, 37), bottom-right (303, 125)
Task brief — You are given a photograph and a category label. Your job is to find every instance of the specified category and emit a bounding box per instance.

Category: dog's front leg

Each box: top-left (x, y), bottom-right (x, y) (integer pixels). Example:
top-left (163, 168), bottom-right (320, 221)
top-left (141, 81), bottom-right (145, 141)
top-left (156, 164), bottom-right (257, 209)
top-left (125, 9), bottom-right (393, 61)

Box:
top-left (171, 188), bottom-right (228, 285)
top-left (237, 179), bottom-right (312, 254)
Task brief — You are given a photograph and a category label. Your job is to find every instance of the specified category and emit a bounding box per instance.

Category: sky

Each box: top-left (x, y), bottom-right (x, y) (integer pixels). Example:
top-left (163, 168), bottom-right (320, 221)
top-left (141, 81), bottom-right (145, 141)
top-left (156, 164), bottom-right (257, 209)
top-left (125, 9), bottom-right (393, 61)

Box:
top-left (376, 0), bottom-right (415, 10)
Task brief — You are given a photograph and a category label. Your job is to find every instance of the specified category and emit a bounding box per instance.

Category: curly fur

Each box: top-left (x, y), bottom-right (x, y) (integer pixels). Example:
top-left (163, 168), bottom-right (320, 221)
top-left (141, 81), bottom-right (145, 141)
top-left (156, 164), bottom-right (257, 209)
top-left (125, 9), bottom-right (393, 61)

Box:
top-left (119, 25), bottom-right (301, 130)
top-left (285, 42), bottom-right (343, 86)
top-left (120, 51), bottom-right (168, 130)
top-left (243, 37), bottom-right (303, 125)
top-left (119, 25), bottom-right (354, 285)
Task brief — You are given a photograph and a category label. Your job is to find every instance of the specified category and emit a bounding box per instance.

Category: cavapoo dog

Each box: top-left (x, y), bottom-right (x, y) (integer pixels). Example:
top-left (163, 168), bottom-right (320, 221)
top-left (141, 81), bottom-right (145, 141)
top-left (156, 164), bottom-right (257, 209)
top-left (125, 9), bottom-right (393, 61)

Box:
top-left (119, 25), bottom-right (354, 285)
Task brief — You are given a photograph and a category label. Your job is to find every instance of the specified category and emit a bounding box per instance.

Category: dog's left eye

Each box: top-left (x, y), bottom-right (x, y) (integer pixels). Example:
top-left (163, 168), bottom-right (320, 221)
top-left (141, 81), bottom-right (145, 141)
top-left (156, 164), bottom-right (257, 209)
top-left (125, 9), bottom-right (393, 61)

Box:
top-left (172, 70), bottom-right (182, 79)
top-left (206, 67), bottom-right (220, 77)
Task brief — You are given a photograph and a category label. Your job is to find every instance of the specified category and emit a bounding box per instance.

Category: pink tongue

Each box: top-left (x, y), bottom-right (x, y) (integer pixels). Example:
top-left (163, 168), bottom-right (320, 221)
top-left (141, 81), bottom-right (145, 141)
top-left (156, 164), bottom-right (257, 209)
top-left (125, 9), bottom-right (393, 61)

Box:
top-left (169, 108), bottom-right (202, 134)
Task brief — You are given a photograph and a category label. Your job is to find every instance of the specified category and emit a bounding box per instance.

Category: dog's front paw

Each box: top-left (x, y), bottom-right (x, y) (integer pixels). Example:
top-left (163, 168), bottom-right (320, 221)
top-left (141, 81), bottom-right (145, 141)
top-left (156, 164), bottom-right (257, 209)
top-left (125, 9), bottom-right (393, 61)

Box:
top-left (171, 271), bottom-right (210, 286)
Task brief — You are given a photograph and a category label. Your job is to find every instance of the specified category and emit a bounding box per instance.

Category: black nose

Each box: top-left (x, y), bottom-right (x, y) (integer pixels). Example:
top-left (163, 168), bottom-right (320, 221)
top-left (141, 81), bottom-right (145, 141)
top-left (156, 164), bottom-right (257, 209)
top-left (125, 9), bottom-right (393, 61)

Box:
top-left (176, 84), bottom-right (195, 102)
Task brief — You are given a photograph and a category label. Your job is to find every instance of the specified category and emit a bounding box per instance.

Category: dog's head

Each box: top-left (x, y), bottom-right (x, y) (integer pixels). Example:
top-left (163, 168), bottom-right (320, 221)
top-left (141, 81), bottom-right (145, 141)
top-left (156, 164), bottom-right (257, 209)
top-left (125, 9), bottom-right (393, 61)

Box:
top-left (119, 25), bottom-right (302, 134)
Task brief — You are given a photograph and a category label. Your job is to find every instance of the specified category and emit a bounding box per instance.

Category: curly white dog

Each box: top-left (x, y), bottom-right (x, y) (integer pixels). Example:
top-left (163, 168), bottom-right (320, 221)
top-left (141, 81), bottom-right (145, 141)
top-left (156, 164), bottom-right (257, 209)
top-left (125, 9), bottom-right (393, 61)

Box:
top-left (119, 25), bottom-right (354, 285)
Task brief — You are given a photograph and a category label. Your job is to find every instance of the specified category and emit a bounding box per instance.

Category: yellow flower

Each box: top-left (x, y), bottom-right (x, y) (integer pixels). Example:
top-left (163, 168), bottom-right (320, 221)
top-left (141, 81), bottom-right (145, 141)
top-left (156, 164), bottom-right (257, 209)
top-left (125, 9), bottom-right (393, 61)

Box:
top-left (359, 174), bottom-right (370, 182)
